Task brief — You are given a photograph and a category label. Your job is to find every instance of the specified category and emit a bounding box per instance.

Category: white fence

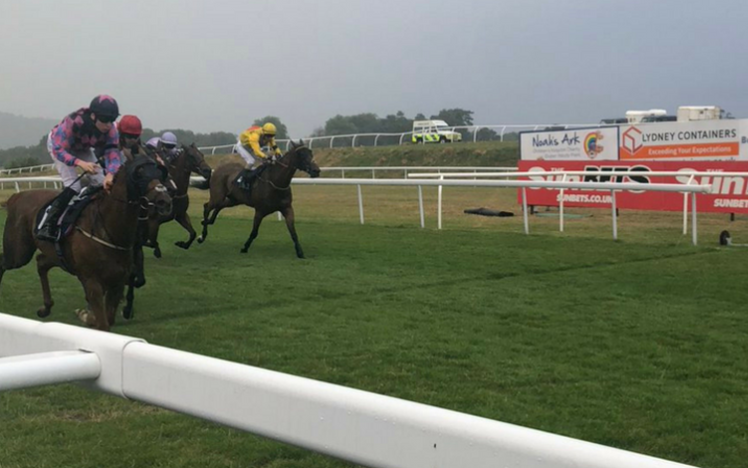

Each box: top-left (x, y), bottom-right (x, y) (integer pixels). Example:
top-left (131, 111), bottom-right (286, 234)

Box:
top-left (0, 163), bottom-right (55, 175)
top-left (0, 173), bottom-right (712, 244)
top-left (0, 313), bottom-right (698, 468)
top-left (196, 123), bottom-right (600, 154)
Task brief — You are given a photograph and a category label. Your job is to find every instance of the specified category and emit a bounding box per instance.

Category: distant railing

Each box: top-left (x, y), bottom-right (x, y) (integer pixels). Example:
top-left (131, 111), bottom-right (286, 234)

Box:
top-left (0, 163), bottom-right (55, 175)
top-left (197, 123), bottom-right (600, 154)
top-left (0, 123), bottom-right (595, 172)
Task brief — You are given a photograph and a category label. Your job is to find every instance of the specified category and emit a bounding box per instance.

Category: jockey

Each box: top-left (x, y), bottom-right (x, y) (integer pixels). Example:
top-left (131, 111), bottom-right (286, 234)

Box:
top-left (118, 115), bottom-right (143, 159)
top-left (159, 131), bottom-right (180, 163)
top-left (145, 137), bottom-right (160, 150)
top-left (235, 122), bottom-right (282, 190)
top-left (37, 95), bottom-right (124, 242)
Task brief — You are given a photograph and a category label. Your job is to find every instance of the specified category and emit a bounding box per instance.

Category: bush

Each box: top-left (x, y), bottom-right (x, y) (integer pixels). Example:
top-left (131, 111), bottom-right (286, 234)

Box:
top-left (5, 156), bottom-right (42, 169)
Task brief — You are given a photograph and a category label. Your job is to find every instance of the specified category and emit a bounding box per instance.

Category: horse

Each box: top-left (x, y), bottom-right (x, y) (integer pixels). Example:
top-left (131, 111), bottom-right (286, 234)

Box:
top-left (142, 143), bottom-right (212, 258)
top-left (118, 142), bottom-right (181, 320)
top-left (197, 140), bottom-right (320, 258)
top-left (0, 158), bottom-right (172, 331)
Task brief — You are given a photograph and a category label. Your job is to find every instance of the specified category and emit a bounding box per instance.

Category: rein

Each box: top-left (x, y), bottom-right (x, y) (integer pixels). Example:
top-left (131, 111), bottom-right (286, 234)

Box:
top-left (75, 226), bottom-right (131, 251)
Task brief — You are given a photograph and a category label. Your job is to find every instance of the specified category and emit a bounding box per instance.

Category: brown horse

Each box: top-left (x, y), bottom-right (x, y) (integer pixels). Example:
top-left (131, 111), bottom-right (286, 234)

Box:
top-left (143, 143), bottom-right (212, 258)
top-left (0, 158), bottom-right (172, 331)
top-left (198, 140), bottom-right (320, 257)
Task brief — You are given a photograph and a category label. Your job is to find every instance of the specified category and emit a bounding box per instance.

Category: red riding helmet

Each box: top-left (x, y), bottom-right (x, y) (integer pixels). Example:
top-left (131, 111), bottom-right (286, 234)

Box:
top-left (119, 115), bottom-right (143, 136)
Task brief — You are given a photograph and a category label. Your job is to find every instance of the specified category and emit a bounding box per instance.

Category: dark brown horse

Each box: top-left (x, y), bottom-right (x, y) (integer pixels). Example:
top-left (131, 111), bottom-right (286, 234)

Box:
top-left (0, 158), bottom-right (172, 331)
top-left (143, 143), bottom-right (212, 258)
top-left (198, 140), bottom-right (320, 257)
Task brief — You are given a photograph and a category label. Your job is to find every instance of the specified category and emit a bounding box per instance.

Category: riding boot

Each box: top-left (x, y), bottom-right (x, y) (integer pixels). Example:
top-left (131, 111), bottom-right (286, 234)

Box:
top-left (235, 167), bottom-right (259, 192)
top-left (36, 188), bottom-right (76, 242)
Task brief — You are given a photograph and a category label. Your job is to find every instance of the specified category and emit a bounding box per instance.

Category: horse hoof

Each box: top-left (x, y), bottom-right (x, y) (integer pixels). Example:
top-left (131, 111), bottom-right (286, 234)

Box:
top-left (197, 236), bottom-right (205, 244)
top-left (154, 249), bottom-right (162, 259)
top-left (175, 241), bottom-right (188, 249)
top-left (123, 307), bottom-right (134, 321)
top-left (75, 308), bottom-right (97, 326)
top-left (240, 248), bottom-right (248, 254)
top-left (37, 307), bottom-right (50, 318)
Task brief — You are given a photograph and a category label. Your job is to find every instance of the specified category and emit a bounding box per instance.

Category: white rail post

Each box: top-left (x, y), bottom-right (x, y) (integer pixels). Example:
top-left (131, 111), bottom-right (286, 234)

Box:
top-left (418, 185), bottom-right (425, 229)
top-left (277, 211), bottom-right (282, 221)
top-left (14, 181), bottom-right (20, 192)
top-left (522, 187), bottom-right (529, 234)
top-left (437, 175), bottom-right (444, 230)
top-left (341, 169), bottom-right (346, 179)
top-left (691, 192), bottom-right (698, 246)
top-left (559, 174), bottom-right (567, 232)
top-left (329, 136), bottom-right (334, 149)
top-left (374, 135), bottom-right (380, 146)
top-left (357, 184), bottom-right (364, 225)
top-left (473, 126), bottom-right (479, 143)
top-left (683, 174), bottom-right (695, 235)
top-left (352, 135), bottom-right (357, 148)
top-left (611, 189), bottom-right (618, 240)
top-left (500, 126), bottom-right (507, 142)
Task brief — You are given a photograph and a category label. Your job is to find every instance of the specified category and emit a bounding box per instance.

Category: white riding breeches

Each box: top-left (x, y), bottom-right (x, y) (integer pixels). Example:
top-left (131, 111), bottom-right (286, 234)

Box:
top-left (236, 140), bottom-right (257, 167)
top-left (47, 132), bottom-right (105, 193)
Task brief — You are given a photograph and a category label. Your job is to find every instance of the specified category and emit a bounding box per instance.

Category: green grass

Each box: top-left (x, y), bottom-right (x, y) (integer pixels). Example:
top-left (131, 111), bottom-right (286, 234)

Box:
top-left (0, 182), bottom-right (747, 468)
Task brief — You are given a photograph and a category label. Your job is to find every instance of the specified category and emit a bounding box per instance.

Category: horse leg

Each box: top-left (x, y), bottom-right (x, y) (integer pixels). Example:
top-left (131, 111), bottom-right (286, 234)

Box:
top-left (82, 279), bottom-right (108, 331)
top-left (198, 202), bottom-right (216, 243)
top-left (174, 212), bottom-right (197, 249)
top-left (148, 220), bottom-right (162, 258)
top-left (281, 205), bottom-right (305, 259)
top-left (105, 283), bottom-right (125, 328)
top-left (36, 253), bottom-right (56, 318)
top-left (198, 199), bottom-right (235, 243)
top-left (240, 210), bottom-right (268, 254)
top-left (123, 276), bottom-right (136, 320)
top-left (133, 244), bottom-right (146, 288)
top-left (123, 246), bottom-right (143, 320)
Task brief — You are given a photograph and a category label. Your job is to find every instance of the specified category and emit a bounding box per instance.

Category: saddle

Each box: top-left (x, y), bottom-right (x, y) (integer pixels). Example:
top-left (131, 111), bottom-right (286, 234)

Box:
top-left (34, 186), bottom-right (103, 241)
top-left (234, 163), bottom-right (269, 193)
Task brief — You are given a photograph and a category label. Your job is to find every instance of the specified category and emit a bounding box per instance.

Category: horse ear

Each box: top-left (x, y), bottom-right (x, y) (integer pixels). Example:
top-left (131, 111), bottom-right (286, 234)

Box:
top-left (290, 140), bottom-right (298, 149)
top-left (298, 139), bottom-right (304, 147)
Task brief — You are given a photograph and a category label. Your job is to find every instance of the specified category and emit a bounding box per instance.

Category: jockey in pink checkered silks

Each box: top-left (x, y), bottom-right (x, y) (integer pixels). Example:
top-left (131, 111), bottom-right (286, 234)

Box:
top-left (36, 95), bottom-right (124, 242)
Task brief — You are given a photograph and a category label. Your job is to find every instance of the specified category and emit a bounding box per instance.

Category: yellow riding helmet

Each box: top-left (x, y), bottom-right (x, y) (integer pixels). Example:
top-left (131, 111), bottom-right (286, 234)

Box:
top-left (262, 123), bottom-right (277, 136)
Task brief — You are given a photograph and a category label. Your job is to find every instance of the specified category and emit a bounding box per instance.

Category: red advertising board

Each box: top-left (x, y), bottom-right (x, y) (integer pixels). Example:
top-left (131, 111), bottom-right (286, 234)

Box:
top-left (517, 160), bottom-right (748, 213)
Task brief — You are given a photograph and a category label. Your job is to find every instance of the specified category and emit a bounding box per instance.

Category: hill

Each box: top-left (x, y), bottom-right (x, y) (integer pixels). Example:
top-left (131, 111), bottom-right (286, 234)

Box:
top-left (312, 141), bottom-right (519, 167)
top-left (0, 112), bottom-right (57, 150)
top-left (205, 141), bottom-right (520, 169)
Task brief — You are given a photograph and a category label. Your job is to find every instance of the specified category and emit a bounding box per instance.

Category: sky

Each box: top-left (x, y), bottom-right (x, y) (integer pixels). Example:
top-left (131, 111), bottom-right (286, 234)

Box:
top-left (1, 0), bottom-right (747, 137)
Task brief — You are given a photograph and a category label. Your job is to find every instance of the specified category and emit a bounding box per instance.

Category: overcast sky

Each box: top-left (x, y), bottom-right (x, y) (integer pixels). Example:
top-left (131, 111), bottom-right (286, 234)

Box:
top-left (1, 0), bottom-right (746, 137)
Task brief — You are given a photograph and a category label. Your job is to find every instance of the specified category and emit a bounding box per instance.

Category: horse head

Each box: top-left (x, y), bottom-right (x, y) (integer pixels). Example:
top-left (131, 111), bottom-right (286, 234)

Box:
top-left (124, 158), bottom-right (173, 217)
top-left (288, 139), bottom-right (320, 178)
top-left (183, 143), bottom-right (213, 182)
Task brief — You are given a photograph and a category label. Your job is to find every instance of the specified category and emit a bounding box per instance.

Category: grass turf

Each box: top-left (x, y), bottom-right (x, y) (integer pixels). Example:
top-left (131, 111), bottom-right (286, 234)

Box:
top-left (0, 182), bottom-right (746, 468)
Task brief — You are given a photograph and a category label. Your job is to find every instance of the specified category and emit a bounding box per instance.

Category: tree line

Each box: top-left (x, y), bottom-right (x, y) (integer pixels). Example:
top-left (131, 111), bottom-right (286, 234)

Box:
top-left (0, 109), bottom-right (516, 168)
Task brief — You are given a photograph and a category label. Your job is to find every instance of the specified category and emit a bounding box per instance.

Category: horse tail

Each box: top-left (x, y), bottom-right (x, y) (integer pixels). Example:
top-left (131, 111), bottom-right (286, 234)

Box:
top-left (191, 178), bottom-right (210, 190)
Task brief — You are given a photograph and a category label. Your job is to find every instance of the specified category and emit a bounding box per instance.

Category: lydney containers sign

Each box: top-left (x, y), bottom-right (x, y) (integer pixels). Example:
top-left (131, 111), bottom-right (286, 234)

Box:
top-left (619, 120), bottom-right (746, 161)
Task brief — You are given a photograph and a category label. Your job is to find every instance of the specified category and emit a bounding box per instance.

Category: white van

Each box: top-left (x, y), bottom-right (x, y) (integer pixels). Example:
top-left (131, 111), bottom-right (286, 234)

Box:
top-left (411, 120), bottom-right (462, 144)
top-left (625, 109), bottom-right (667, 124)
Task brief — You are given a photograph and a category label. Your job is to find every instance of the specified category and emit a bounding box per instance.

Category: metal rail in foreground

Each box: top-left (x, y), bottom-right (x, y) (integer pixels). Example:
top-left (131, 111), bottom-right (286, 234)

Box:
top-left (0, 313), bottom-right (698, 468)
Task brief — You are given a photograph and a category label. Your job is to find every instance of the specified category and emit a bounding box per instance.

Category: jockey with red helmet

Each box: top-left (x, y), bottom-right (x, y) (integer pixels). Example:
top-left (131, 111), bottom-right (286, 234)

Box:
top-left (118, 115), bottom-right (143, 155)
top-left (37, 95), bottom-right (124, 241)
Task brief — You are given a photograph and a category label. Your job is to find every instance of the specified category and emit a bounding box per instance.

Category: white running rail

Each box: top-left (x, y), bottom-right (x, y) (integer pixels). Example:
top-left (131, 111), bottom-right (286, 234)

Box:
top-left (0, 313), bottom-right (699, 468)
top-left (0, 175), bottom-right (712, 244)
